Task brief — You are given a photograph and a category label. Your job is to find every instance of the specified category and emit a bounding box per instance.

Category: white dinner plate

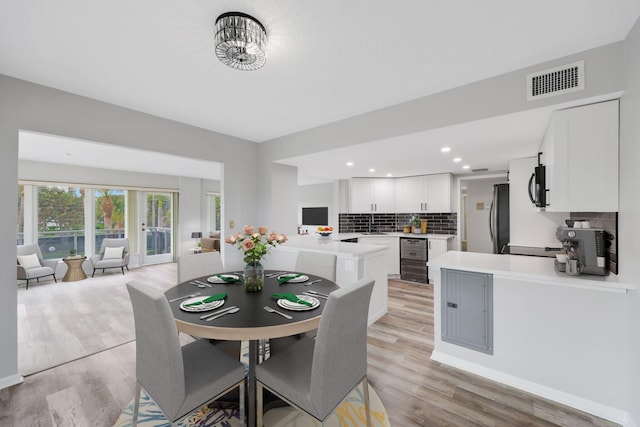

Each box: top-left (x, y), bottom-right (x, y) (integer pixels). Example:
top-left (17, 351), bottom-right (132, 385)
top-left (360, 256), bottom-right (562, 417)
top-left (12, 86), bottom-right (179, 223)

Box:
top-left (180, 296), bottom-right (225, 312)
top-left (207, 274), bottom-right (240, 284)
top-left (277, 295), bottom-right (320, 311)
top-left (277, 274), bottom-right (309, 284)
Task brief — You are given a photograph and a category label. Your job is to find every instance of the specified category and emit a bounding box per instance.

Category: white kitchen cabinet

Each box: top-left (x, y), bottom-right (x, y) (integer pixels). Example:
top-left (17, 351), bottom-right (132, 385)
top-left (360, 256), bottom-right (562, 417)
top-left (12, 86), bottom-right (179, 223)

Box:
top-left (397, 174), bottom-right (452, 213)
top-left (350, 178), bottom-right (396, 213)
top-left (358, 236), bottom-right (399, 275)
top-left (428, 238), bottom-right (450, 282)
top-left (542, 100), bottom-right (619, 212)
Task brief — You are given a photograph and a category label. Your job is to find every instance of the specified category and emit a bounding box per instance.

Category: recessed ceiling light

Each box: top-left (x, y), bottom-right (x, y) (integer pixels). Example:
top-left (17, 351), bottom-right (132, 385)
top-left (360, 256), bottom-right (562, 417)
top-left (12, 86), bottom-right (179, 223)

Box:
top-left (369, 168), bottom-right (376, 173)
top-left (462, 165), bottom-right (470, 169)
top-left (441, 147), bottom-right (451, 153)
top-left (453, 157), bottom-right (461, 162)
top-left (386, 173), bottom-right (393, 177)
top-left (346, 162), bottom-right (354, 166)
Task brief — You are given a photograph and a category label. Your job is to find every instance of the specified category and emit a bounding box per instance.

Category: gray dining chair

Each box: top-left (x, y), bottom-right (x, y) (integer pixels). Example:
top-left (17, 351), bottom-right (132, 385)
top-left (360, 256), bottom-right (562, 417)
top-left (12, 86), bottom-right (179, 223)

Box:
top-left (269, 251), bottom-right (338, 354)
top-left (177, 251), bottom-right (224, 283)
top-left (256, 278), bottom-right (375, 426)
top-left (294, 251), bottom-right (337, 282)
top-left (126, 280), bottom-right (245, 426)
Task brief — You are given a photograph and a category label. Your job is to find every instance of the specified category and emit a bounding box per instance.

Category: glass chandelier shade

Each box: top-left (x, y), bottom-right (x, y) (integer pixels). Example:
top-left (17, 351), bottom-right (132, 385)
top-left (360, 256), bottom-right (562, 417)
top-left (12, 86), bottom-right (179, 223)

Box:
top-left (215, 12), bottom-right (267, 71)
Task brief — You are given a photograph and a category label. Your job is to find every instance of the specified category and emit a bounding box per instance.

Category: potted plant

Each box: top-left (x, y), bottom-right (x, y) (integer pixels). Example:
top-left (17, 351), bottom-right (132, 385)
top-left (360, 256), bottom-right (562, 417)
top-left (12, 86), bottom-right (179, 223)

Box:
top-left (411, 215), bottom-right (422, 234)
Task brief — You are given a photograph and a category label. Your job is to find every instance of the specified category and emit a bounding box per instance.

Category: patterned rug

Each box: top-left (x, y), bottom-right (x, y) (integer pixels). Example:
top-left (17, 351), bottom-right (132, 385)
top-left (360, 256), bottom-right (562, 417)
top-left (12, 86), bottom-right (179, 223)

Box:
top-left (114, 383), bottom-right (389, 427)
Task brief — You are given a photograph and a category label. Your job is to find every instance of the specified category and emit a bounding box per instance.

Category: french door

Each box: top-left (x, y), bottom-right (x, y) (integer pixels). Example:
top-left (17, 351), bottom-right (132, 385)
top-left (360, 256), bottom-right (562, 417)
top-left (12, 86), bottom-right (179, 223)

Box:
top-left (139, 191), bottom-right (173, 265)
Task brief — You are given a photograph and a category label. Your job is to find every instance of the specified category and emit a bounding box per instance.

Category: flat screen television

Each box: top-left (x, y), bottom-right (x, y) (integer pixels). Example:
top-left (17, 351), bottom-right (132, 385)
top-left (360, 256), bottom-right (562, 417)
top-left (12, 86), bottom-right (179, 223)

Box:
top-left (302, 207), bottom-right (328, 226)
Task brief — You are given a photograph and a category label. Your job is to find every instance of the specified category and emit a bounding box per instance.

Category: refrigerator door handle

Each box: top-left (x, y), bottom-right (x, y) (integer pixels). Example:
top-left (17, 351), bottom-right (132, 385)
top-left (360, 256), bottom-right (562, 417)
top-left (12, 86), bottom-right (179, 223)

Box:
top-left (489, 199), bottom-right (495, 243)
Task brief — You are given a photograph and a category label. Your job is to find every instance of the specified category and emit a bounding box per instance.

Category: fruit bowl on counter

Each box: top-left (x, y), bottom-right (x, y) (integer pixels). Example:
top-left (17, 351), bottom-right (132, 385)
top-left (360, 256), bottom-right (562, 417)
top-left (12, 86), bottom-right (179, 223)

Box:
top-left (316, 226), bottom-right (333, 237)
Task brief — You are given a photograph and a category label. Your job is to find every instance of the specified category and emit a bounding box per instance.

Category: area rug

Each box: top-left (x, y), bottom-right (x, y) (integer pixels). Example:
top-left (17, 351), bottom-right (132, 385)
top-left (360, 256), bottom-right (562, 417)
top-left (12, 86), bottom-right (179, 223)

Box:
top-left (114, 383), bottom-right (390, 427)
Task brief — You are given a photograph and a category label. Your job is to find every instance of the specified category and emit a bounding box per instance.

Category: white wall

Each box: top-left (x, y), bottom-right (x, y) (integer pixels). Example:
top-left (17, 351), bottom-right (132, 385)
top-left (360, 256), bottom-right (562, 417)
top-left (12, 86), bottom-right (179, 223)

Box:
top-left (508, 157), bottom-right (567, 248)
top-left (620, 14), bottom-right (640, 424)
top-left (465, 177), bottom-right (507, 253)
top-left (0, 74), bottom-right (258, 388)
top-left (298, 182), bottom-right (335, 232)
top-left (18, 159), bottom-right (181, 190)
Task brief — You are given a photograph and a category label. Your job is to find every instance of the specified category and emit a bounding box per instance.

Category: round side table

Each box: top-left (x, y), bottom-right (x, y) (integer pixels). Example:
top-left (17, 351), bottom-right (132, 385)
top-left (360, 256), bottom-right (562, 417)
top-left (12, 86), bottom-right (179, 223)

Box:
top-left (62, 256), bottom-right (88, 282)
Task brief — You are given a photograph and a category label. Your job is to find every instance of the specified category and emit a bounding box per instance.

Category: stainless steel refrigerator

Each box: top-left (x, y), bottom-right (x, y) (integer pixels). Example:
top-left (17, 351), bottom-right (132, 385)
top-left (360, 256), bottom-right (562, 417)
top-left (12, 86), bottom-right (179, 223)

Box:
top-left (489, 183), bottom-right (510, 254)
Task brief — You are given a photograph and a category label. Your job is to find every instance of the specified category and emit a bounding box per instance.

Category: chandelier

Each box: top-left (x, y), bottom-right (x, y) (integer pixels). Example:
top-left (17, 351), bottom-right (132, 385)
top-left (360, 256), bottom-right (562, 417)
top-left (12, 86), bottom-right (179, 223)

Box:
top-left (215, 12), bottom-right (267, 71)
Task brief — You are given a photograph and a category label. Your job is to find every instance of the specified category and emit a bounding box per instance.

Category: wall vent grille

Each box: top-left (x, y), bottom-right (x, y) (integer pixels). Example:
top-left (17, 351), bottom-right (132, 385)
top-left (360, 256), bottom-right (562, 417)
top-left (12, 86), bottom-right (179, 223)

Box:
top-left (527, 60), bottom-right (584, 101)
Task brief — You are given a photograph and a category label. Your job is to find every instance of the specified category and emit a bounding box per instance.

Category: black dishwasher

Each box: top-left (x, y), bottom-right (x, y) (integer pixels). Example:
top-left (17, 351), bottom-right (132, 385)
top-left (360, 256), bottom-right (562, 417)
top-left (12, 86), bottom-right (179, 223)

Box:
top-left (400, 237), bottom-right (428, 283)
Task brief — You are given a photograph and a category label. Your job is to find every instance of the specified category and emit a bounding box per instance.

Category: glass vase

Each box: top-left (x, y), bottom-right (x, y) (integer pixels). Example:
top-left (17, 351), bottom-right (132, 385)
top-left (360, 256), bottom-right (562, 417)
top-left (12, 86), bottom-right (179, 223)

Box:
top-left (243, 261), bottom-right (264, 292)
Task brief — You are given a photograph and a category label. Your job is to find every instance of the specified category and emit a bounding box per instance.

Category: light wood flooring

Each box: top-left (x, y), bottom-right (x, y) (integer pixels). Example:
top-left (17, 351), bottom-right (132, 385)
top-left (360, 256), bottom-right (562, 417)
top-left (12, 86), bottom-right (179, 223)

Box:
top-left (1, 268), bottom-right (620, 426)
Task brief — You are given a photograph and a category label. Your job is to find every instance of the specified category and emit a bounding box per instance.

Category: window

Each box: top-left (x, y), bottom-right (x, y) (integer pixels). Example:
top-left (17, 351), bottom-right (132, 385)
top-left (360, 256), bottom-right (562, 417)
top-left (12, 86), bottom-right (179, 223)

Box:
top-left (37, 186), bottom-right (85, 259)
top-left (17, 185), bottom-right (24, 245)
top-left (208, 193), bottom-right (221, 233)
top-left (95, 189), bottom-right (126, 253)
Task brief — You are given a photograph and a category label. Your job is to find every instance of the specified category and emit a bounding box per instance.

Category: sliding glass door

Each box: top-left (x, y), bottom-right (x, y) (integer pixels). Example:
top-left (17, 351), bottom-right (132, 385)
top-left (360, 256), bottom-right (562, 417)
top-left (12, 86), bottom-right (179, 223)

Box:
top-left (139, 191), bottom-right (173, 265)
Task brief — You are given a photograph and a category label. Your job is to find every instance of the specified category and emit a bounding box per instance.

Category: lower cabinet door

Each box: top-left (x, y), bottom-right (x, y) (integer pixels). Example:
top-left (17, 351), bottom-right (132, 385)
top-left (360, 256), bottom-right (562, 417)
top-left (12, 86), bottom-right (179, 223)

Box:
top-left (441, 268), bottom-right (493, 354)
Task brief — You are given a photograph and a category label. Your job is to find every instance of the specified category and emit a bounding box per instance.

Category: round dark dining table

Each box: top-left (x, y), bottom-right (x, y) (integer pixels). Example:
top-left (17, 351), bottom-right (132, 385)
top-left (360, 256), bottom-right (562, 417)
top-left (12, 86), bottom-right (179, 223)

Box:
top-left (165, 270), bottom-right (340, 427)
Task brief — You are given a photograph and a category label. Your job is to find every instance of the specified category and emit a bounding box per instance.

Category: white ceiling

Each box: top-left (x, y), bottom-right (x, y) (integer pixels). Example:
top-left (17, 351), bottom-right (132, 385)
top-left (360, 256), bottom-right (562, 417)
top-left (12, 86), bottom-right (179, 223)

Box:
top-left (2, 1), bottom-right (640, 183)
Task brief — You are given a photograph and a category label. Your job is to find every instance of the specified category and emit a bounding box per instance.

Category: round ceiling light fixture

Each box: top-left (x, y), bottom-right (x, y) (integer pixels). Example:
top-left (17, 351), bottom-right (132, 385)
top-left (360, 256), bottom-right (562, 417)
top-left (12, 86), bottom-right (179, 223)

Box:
top-left (215, 12), bottom-right (267, 71)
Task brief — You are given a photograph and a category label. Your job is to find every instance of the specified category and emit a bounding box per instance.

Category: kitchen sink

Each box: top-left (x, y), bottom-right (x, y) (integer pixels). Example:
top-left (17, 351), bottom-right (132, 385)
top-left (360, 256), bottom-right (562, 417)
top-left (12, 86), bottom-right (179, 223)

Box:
top-left (361, 232), bottom-right (388, 235)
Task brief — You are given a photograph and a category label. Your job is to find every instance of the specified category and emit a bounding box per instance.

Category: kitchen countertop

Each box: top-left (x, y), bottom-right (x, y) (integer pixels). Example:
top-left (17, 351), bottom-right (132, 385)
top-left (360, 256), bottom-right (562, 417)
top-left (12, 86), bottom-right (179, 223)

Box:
top-left (334, 232), bottom-right (455, 241)
top-left (281, 234), bottom-right (387, 257)
top-left (428, 250), bottom-right (636, 293)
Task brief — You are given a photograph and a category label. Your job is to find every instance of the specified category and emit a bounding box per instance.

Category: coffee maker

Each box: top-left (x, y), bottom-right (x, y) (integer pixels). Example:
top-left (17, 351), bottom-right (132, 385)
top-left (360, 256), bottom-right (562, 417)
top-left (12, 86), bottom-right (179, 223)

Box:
top-left (555, 227), bottom-right (607, 275)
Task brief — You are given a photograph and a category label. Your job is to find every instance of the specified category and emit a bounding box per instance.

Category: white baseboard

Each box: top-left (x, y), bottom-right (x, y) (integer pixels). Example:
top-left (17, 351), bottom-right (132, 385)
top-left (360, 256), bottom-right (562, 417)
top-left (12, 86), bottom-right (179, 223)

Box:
top-left (0, 373), bottom-right (24, 390)
top-left (431, 350), bottom-right (631, 426)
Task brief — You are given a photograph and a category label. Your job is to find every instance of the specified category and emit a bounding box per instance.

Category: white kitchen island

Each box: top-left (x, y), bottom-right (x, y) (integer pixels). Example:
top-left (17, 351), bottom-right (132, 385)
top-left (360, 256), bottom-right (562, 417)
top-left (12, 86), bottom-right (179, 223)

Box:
top-left (264, 235), bottom-right (388, 325)
top-left (428, 251), bottom-right (636, 425)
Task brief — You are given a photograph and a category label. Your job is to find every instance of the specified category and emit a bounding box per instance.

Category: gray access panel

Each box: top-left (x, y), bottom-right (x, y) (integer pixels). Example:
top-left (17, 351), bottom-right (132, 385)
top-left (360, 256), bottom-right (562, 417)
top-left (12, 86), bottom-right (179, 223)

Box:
top-left (441, 268), bottom-right (493, 354)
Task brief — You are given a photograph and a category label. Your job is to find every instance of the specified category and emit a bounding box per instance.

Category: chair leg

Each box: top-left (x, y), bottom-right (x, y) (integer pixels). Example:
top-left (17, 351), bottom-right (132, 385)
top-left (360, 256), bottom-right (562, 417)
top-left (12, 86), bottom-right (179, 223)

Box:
top-left (257, 382), bottom-right (263, 427)
top-left (53, 274), bottom-right (57, 283)
top-left (239, 379), bottom-right (245, 427)
top-left (121, 266), bottom-right (125, 275)
top-left (26, 279), bottom-right (29, 290)
top-left (125, 265), bottom-right (130, 271)
top-left (132, 382), bottom-right (142, 426)
top-left (362, 376), bottom-right (372, 427)
top-left (92, 269), bottom-right (96, 277)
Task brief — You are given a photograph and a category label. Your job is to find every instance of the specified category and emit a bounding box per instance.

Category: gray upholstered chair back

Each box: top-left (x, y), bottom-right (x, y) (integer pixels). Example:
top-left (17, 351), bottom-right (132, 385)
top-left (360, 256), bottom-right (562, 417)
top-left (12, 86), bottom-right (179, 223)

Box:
top-left (17, 244), bottom-right (45, 264)
top-left (177, 252), bottom-right (224, 283)
top-left (309, 278), bottom-right (374, 415)
top-left (294, 251), bottom-right (337, 282)
top-left (99, 237), bottom-right (129, 255)
top-left (126, 280), bottom-right (186, 420)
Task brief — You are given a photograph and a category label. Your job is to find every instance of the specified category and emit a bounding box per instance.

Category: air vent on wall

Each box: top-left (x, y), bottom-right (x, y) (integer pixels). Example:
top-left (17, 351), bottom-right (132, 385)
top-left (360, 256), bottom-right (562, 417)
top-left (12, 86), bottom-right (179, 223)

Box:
top-left (527, 60), bottom-right (584, 101)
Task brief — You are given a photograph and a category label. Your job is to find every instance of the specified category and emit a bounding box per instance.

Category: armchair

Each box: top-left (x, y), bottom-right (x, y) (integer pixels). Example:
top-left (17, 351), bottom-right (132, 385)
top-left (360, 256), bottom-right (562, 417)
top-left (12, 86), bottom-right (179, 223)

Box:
top-left (91, 238), bottom-right (130, 277)
top-left (17, 244), bottom-right (58, 289)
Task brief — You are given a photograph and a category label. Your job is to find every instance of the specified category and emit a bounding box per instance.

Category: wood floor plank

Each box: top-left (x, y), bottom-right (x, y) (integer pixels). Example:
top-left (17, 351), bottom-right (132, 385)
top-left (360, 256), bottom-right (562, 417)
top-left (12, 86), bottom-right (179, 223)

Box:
top-left (2, 268), bottom-right (621, 426)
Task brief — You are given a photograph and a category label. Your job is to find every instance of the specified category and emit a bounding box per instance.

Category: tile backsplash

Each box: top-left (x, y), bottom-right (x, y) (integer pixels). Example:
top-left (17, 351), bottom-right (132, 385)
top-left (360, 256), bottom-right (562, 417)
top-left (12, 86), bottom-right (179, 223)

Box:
top-left (570, 212), bottom-right (618, 274)
top-left (339, 212), bottom-right (457, 235)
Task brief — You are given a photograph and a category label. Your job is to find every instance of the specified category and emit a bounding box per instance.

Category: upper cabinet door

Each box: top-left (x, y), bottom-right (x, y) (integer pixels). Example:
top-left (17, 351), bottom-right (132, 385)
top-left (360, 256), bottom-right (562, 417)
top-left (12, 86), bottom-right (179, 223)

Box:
top-left (350, 178), bottom-right (374, 213)
top-left (397, 176), bottom-right (424, 212)
top-left (545, 100), bottom-right (619, 212)
top-left (371, 178), bottom-right (397, 213)
top-left (425, 174), bottom-right (452, 213)
top-left (350, 178), bottom-right (397, 213)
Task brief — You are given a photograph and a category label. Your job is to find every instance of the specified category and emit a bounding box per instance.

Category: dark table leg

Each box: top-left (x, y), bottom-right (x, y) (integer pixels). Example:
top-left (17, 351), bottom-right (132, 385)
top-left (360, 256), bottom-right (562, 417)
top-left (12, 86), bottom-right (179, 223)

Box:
top-left (248, 339), bottom-right (258, 427)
